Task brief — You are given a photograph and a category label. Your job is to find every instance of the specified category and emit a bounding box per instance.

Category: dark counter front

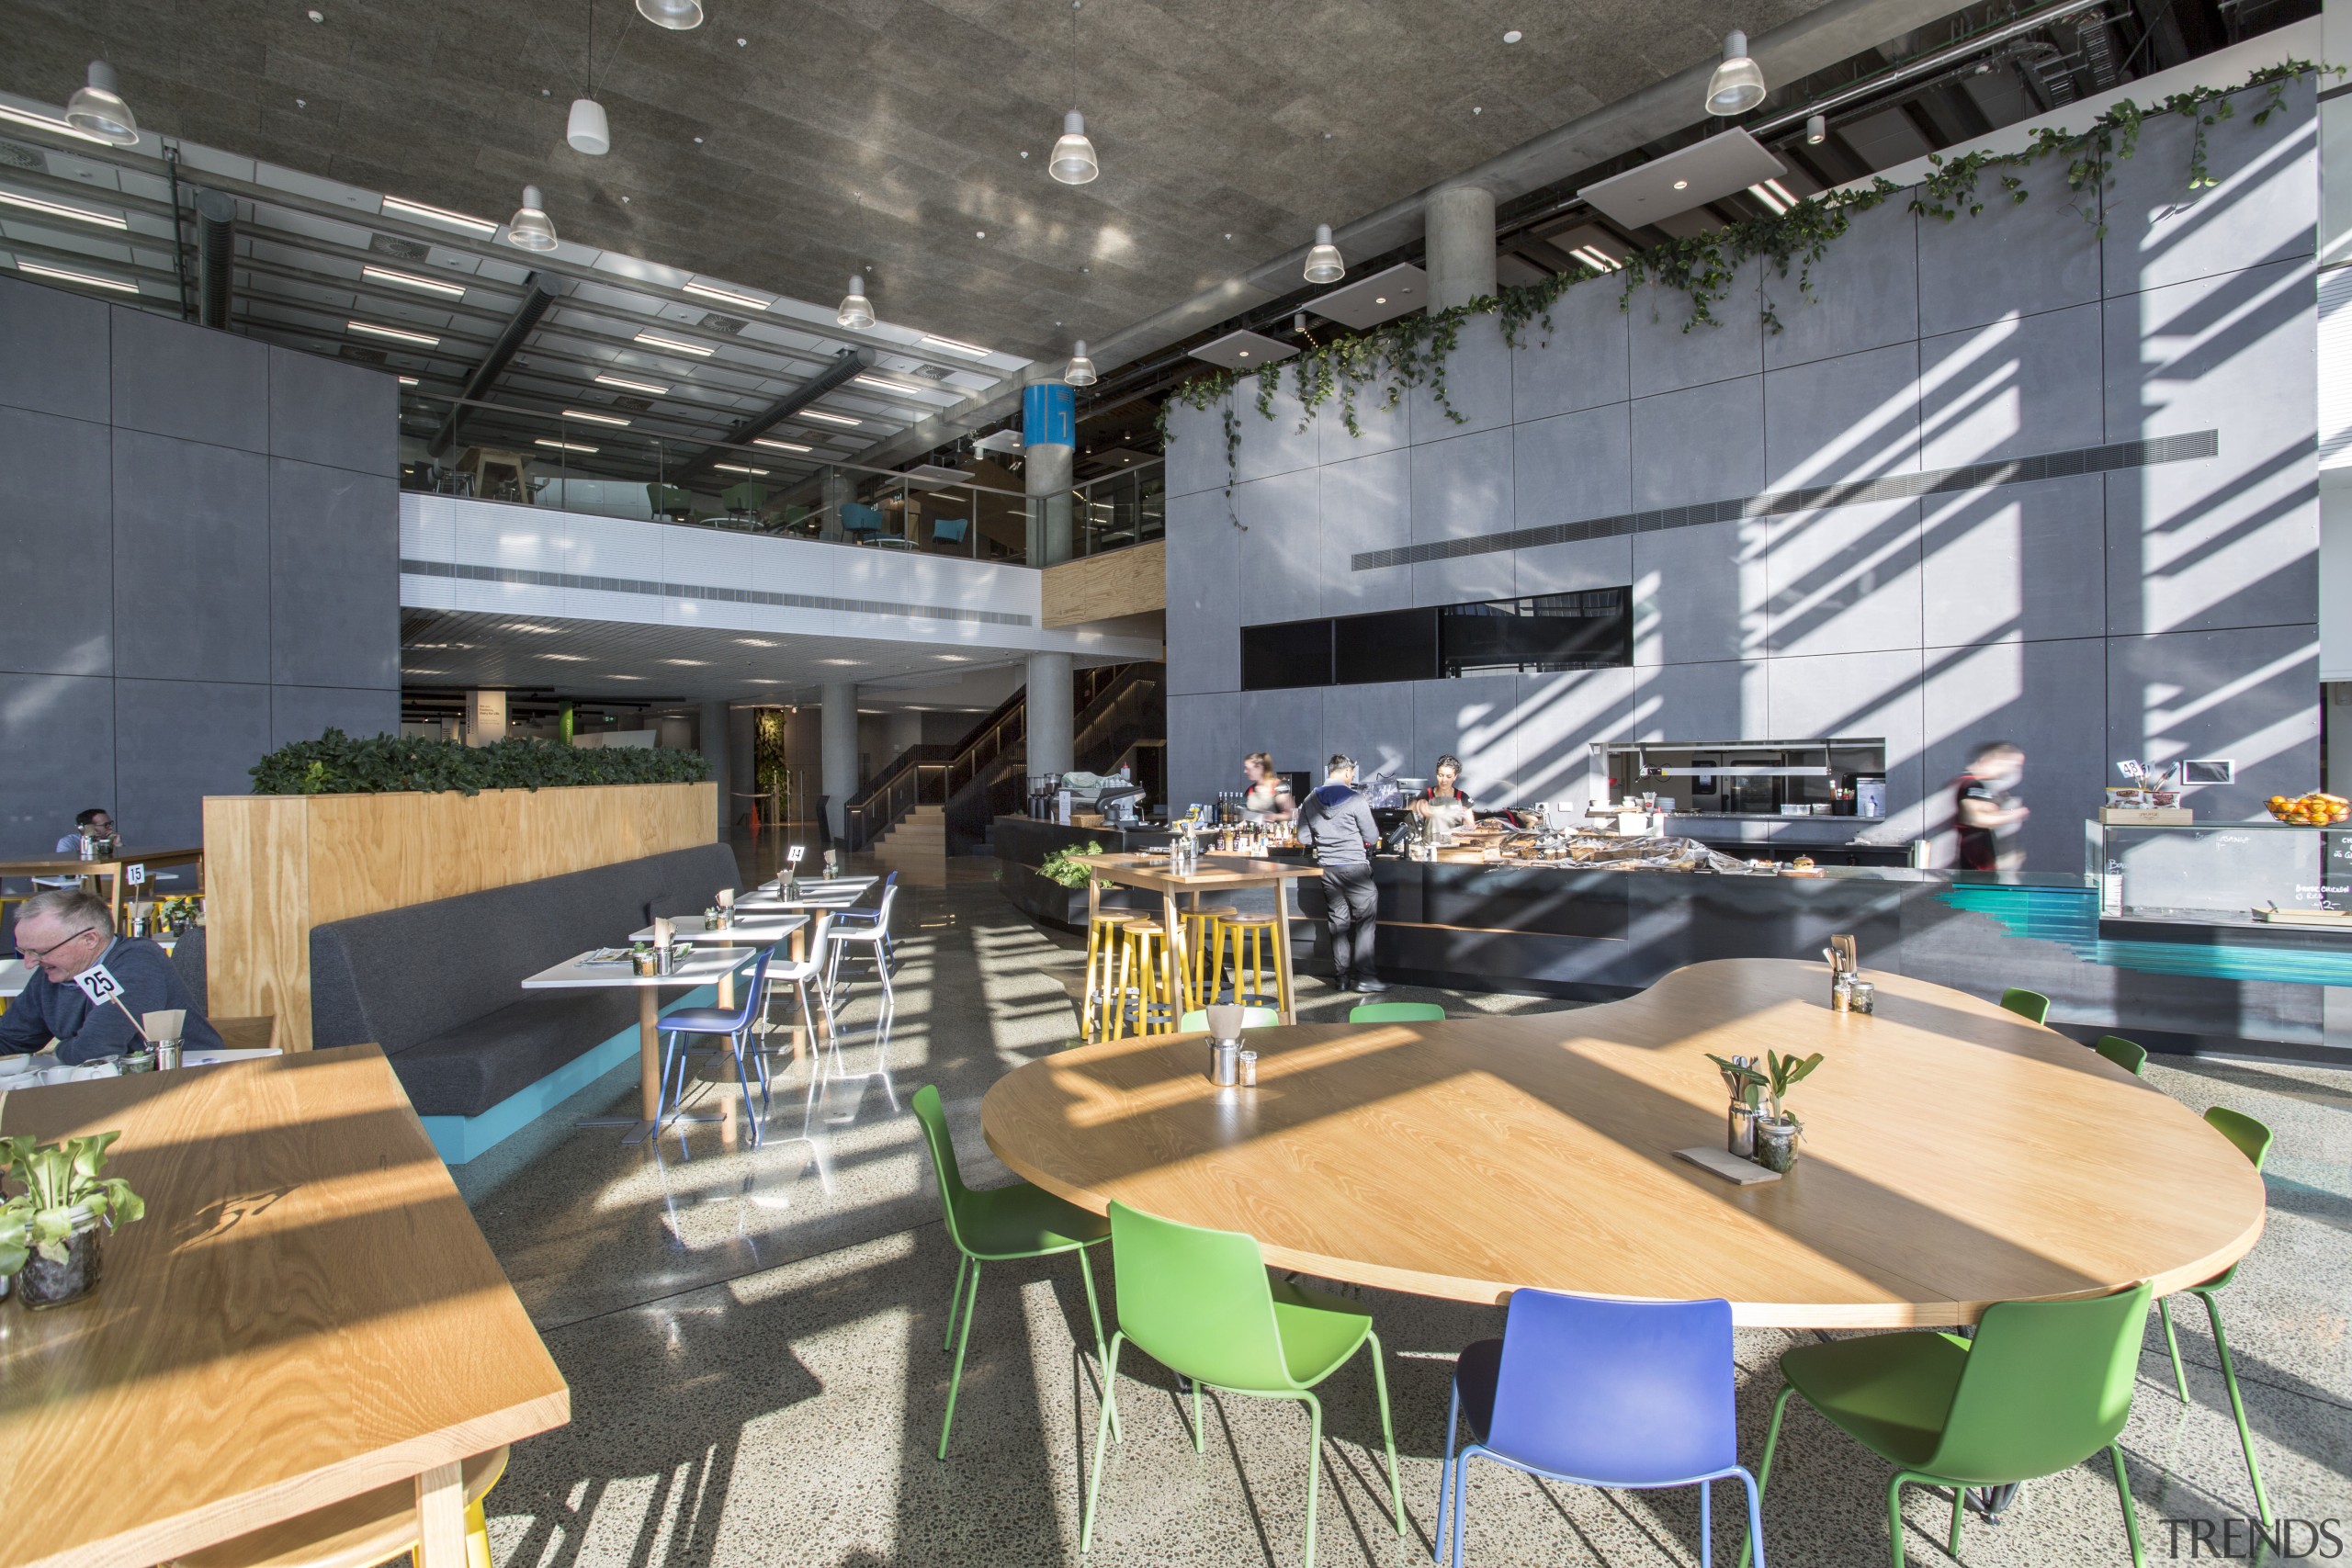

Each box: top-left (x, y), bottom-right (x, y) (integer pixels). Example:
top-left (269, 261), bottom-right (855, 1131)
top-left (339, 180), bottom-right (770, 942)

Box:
top-left (993, 816), bottom-right (1172, 929)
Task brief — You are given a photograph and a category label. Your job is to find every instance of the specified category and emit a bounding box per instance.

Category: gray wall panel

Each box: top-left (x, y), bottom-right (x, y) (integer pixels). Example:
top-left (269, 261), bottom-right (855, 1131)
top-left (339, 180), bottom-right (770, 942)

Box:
top-left (1511, 277), bottom-right (1633, 423)
top-left (1408, 426), bottom-right (1515, 604)
top-left (1765, 500), bottom-right (1924, 658)
top-left (1764, 343), bottom-right (1921, 487)
top-left (1923, 635), bottom-right (2107, 869)
top-left (1635, 659), bottom-right (1764, 743)
top-left (1318, 447), bottom-right (1413, 619)
top-left (269, 345), bottom-right (398, 475)
top-left (270, 459), bottom-right (402, 690)
top-left (1514, 404), bottom-right (1632, 528)
top-left (1415, 672), bottom-right (1521, 805)
top-left (1920, 476), bottom-right (2109, 647)
top-left (2100, 75), bottom-right (2316, 299)
top-left (1409, 316), bottom-right (1514, 441)
top-left (1762, 197), bottom-right (1920, 369)
top-left (1233, 468), bottom-right (1324, 630)
top-left (1321, 681), bottom-right (1417, 780)
top-left (113, 678), bottom-right (272, 849)
top-left (112, 430), bottom-right (271, 683)
top-left (2106, 624), bottom-right (2319, 823)
top-left (110, 307), bottom-right (268, 454)
top-left (1631, 378), bottom-right (1765, 508)
top-left (272, 683), bottom-right (401, 747)
top-left (0, 275), bottom-right (109, 423)
top-left (1634, 518), bottom-right (1765, 666)
top-left (1230, 379), bottom-right (1319, 486)
top-left (1917, 155), bottom-right (2102, 334)
top-left (0, 407), bottom-right (112, 677)
top-left (1316, 373), bottom-right (1408, 465)
top-left (1166, 490), bottom-right (1239, 696)
top-left (0, 672), bottom-right (116, 854)
top-left (1766, 648), bottom-right (1928, 840)
top-left (1918, 303), bottom-right (2105, 468)
top-left (1629, 259), bottom-right (1764, 397)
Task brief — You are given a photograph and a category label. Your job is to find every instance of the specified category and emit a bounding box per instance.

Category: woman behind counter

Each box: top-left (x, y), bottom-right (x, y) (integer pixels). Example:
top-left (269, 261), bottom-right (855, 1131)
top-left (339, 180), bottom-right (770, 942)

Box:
top-left (1240, 751), bottom-right (1296, 823)
top-left (1410, 754), bottom-right (1475, 829)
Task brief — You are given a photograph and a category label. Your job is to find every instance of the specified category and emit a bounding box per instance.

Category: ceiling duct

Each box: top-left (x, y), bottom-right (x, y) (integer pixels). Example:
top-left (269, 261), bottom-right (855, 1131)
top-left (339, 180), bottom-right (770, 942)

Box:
top-left (430, 270), bottom-right (558, 456)
top-left (193, 188), bottom-right (235, 330)
top-left (676, 347), bottom-right (867, 480)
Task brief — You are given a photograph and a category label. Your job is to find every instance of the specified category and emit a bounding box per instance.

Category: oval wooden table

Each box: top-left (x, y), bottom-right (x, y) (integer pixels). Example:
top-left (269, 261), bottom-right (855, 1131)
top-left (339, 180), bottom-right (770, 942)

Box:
top-left (981, 958), bottom-right (2267, 1327)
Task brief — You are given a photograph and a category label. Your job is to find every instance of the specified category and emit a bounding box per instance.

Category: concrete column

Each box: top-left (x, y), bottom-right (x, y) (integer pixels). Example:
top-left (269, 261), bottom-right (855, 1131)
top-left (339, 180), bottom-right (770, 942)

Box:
top-left (1425, 184), bottom-right (1498, 313)
top-left (1025, 443), bottom-right (1074, 567)
top-left (698, 700), bottom-right (730, 836)
top-left (820, 682), bottom-right (858, 841)
top-left (1026, 652), bottom-right (1075, 780)
top-left (465, 688), bottom-right (505, 747)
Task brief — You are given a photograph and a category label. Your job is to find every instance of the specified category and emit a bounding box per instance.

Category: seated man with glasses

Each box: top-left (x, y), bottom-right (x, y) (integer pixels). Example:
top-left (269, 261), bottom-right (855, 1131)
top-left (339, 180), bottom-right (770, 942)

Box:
top-left (3, 889), bottom-right (221, 1064)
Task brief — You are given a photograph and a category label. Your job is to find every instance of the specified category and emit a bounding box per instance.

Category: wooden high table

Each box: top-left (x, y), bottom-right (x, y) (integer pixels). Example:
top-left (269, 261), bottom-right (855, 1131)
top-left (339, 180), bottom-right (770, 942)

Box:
top-left (0, 1046), bottom-right (569, 1568)
top-left (1073, 852), bottom-right (1320, 1024)
top-left (982, 958), bottom-right (2269, 1326)
top-left (0, 845), bottom-right (204, 928)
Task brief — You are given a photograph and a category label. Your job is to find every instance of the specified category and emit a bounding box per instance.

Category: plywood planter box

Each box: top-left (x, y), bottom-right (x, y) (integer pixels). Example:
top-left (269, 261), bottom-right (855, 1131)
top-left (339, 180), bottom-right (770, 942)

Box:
top-left (203, 782), bottom-right (716, 1050)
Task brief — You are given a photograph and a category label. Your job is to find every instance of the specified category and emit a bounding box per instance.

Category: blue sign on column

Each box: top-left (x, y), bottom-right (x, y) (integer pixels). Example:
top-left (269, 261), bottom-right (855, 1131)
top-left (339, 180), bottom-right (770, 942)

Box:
top-left (1023, 381), bottom-right (1075, 448)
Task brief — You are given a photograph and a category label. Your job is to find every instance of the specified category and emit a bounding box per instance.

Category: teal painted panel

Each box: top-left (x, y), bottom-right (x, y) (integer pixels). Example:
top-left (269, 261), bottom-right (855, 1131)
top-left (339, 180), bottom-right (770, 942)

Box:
top-left (1934, 884), bottom-right (2352, 987)
top-left (419, 980), bottom-right (722, 1164)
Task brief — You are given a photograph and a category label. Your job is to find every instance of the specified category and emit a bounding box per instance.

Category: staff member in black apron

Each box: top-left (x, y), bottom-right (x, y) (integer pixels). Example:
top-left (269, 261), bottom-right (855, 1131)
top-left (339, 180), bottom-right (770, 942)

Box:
top-left (1298, 754), bottom-right (1386, 993)
top-left (1410, 753), bottom-right (1474, 831)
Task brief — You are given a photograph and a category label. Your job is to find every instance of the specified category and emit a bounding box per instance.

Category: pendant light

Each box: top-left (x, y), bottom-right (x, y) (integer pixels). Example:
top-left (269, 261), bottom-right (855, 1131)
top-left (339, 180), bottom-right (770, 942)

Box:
top-left (1303, 224), bottom-right (1344, 285)
top-left (504, 186), bottom-right (559, 252)
top-left (636, 0), bottom-right (705, 28)
top-left (567, 0), bottom-right (612, 154)
top-left (64, 62), bottom-right (138, 145)
top-left (836, 276), bottom-right (875, 330)
top-left (1048, 1), bottom-right (1099, 185)
top-left (1064, 340), bottom-right (1096, 386)
top-left (1705, 30), bottom-right (1767, 117)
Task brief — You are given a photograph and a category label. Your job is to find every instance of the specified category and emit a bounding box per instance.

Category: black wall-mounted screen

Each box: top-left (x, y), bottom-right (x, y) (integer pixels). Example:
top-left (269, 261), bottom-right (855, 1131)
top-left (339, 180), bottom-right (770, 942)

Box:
top-left (1332, 606), bottom-right (1441, 684)
top-left (1440, 589), bottom-right (1632, 674)
top-left (1240, 617), bottom-right (1334, 691)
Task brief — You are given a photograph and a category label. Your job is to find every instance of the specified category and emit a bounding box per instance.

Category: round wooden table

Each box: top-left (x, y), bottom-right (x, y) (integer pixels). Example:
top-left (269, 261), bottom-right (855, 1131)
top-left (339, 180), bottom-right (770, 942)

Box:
top-left (981, 959), bottom-right (2267, 1326)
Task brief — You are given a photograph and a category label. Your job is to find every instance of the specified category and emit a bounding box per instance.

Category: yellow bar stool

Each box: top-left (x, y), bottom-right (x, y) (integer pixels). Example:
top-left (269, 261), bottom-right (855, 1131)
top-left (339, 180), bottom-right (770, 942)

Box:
top-left (1213, 912), bottom-right (1291, 1016)
top-left (1180, 904), bottom-right (1239, 1011)
top-left (1081, 908), bottom-right (1140, 1043)
top-left (170, 1447), bottom-right (507, 1568)
top-left (1113, 919), bottom-right (1176, 1037)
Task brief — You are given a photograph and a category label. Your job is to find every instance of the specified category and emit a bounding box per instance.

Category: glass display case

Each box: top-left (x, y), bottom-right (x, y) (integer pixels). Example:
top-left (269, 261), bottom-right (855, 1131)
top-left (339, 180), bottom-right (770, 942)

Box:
top-left (2100, 822), bottom-right (2352, 925)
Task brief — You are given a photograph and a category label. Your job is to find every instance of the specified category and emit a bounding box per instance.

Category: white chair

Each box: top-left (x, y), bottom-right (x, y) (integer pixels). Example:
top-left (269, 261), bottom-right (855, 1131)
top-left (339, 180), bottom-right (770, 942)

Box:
top-left (825, 880), bottom-right (899, 1012)
top-left (758, 912), bottom-right (841, 1126)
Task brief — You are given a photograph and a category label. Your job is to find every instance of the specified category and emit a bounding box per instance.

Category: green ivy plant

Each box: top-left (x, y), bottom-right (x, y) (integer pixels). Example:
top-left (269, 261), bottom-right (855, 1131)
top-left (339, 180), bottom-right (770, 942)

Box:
top-left (1040, 839), bottom-right (1106, 887)
top-left (250, 728), bottom-right (713, 796)
top-left (1160, 62), bottom-right (2324, 487)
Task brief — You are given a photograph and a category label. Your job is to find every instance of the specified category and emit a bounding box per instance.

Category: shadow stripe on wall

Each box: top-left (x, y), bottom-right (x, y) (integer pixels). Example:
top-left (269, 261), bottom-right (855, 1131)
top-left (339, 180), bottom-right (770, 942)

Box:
top-left (396, 558), bottom-right (1034, 627)
top-left (1352, 430), bottom-right (2220, 570)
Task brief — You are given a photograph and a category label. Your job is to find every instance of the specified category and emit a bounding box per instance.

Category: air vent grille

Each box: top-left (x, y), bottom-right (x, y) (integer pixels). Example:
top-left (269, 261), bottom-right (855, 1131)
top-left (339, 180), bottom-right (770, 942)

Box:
top-left (699, 312), bottom-right (746, 334)
top-left (337, 344), bottom-right (389, 365)
top-left (0, 140), bottom-right (44, 171)
top-left (369, 233), bottom-right (432, 261)
top-left (608, 394), bottom-right (654, 412)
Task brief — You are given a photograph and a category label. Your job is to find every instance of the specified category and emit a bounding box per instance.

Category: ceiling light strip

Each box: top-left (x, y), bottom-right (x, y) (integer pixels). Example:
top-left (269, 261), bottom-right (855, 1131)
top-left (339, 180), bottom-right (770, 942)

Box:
top-left (347, 319), bottom-right (441, 345)
top-left (17, 259), bottom-right (139, 292)
top-left (0, 102), bottom-right (117, 145)
top-left (918, 333), bottom-right (992, 357)
top-left (594, 373), bottom-right (669, 394)
top-left (634, 331), bottom-right (713, 356)
top-left (560, 408), bottom-right (631, 425)
top-left (534, 438), bottom-right (598, 452)
top-left (362, 264), bottom-right (466, 298)
top-left (683, 280), bottom-right (767, 310)
top-left (381, 194), bottom-right (500, 235)
top-left (0, 188), bottom-right (129, 228)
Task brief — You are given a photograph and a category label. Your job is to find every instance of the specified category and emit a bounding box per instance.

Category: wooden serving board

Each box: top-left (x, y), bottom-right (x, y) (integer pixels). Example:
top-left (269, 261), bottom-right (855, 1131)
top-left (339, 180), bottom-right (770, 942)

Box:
top-left (2254, 907), bottom-right (2352, 925)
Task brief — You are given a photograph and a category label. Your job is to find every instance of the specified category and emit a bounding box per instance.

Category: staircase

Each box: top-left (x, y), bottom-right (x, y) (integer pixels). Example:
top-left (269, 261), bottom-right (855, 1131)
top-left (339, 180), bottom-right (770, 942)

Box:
top-left (844, 662), bottom-right (1166, 868)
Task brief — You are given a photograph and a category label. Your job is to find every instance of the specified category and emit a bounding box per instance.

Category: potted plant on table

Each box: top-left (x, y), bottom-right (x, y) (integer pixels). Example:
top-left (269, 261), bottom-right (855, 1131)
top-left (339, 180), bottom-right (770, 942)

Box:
top-left (0, 1131), bottom-right (146, 1310)
top-left (1707, 1050), bottom-right (1824, 1174)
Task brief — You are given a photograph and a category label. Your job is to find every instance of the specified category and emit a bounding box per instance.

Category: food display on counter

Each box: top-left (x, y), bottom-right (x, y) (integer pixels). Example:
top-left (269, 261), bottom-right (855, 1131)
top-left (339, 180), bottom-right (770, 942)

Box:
top-left (2267, 792), bottom-right (2349, 825)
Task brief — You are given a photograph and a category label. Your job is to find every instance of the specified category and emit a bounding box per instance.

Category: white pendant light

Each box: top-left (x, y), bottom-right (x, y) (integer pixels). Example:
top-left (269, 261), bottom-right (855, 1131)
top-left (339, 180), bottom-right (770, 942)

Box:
top-left (1806, 112), bottom-right (1826, 145)
top-left (1303, 224), bottom-right (1345, 285)
top-left (64, 62), bottom-right (138, 145)
top-left (1050, 110), bottom-right (1098, 186)
top-left (567, 98), bottom-right (610, 155)
top-left (1706, 30), bottom-right (1767, 117)
top-left (504, 186), bottom-right (559, 252)
top-left (836, 276), bottom-right (875, 330)
top-left (1064, 340), bottom-right (1096, 386)
top-left (636, 0), bottom-right (705, 28)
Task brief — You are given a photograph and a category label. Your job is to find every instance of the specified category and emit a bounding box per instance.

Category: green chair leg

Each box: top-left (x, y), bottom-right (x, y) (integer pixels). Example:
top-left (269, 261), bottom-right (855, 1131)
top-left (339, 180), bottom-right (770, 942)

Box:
top-left (2109, 1443), bottom-right (2146, 1568)
top-left (1363, 1329), bottom-right (1405, 1536)
top-left (1081, 1332), bottom-right (1126, 1551)
top-left (1888, 1471), bottom-right (1927, 1568)
top-left (2159, 1296), bottom-right (2189, 1404)
top-left (1075, 1246), bottom-right (1121, 1443)
top-left (1948, 1483), bottom-right (1964, 1557)
top-left (1300, 1392), bottom-right (1324, 1568)
top-left (2204, 1293), bottom-right (2274, 1530)
top-left (1738, 1384), bottom-right (1796, 1568)
top-left (1191, 1382), bottom-right (1204, 1452)
top-left (944, 1254), bottom-right (970, 1352)
top-left (938, 1259), bottom-right (983, 1459)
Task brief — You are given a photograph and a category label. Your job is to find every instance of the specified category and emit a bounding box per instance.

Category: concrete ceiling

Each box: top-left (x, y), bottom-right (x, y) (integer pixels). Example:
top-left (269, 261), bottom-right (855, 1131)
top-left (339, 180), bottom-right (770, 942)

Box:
top-left (0, 0), bottom-right (1833, 362)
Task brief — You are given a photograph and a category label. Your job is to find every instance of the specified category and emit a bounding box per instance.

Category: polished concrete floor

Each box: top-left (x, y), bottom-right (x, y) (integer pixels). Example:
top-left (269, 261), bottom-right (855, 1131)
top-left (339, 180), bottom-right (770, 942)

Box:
top-left (462, 853), bottom-right (2352, 1567)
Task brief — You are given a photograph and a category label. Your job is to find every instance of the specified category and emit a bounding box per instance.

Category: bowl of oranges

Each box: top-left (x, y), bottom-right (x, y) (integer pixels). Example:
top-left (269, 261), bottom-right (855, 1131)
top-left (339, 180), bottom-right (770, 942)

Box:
top-left (2267, 792), bottom-right (2349, 825)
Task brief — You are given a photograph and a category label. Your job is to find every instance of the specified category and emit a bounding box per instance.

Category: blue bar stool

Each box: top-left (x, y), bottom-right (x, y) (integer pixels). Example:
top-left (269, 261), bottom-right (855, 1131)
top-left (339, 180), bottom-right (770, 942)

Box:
top-left (655, 949), bottom-right (773, 1145)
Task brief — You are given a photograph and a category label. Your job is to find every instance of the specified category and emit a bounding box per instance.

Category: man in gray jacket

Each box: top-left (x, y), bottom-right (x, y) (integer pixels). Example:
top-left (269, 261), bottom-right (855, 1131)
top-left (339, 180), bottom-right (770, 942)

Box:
top-left (1298, 754), bottom-right (1387, 993)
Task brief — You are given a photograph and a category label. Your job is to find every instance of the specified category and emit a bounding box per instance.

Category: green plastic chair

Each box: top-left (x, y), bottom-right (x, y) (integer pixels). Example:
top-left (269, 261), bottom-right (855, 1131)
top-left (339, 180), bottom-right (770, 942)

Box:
top-left (1998, 987), bottom-right (2052, 1024)
top-left (1081, 1201), bottom-right (1403, 1567)
top-left (2158, 1107), bottom-right (2274, 1529)
top-left (910, 1085), bottom-right (1114, 1460)
top-left (2093, 1033), bottom-right (2148, 1076)
top-left (1175, 1007), bottom-right (1280, 1032)
top-left (1347, 1001), bottom-right (1445, 1023)
top-left (1744, 1280), bottom-right (2154, 1568)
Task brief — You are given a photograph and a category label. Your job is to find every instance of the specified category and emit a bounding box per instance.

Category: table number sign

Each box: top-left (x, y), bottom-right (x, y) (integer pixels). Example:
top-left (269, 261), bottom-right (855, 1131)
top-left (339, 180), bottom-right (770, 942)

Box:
top-left (126, 863), bottom-right (147, 886)
top-left (72, 962), bottom-right (124, 1008)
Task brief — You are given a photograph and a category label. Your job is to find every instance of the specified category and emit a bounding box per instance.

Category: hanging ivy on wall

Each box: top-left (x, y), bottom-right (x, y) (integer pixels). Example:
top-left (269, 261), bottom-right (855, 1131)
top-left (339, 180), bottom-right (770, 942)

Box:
top-left (1159, 61), bottom-right (2324, 500)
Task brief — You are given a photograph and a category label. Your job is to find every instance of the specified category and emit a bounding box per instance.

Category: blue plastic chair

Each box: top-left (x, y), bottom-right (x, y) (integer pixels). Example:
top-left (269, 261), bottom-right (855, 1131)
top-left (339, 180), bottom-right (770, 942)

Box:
top-left (655, 948), bottom-right (773, 1145)
top-left (840, 502), bottom-right (884, 541)
top-left (931, 516), bottom-right (970, 550)
top-left (1439, 1291), bottom-right (1765, 1567)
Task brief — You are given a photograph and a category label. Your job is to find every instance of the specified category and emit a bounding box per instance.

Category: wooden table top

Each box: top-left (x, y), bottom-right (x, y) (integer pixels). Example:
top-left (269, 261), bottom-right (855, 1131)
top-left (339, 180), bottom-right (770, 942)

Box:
top-left (0, 1047), bottom-right (568, 1568)
top-left (981, 959), bottom-right (2267, 1327)
top-left (520, 946), bottom-right (756, 989)
top-left (0, 845), bottom-right (204, 876)
top-left (1074, 852), bottom-right (1319, 892)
